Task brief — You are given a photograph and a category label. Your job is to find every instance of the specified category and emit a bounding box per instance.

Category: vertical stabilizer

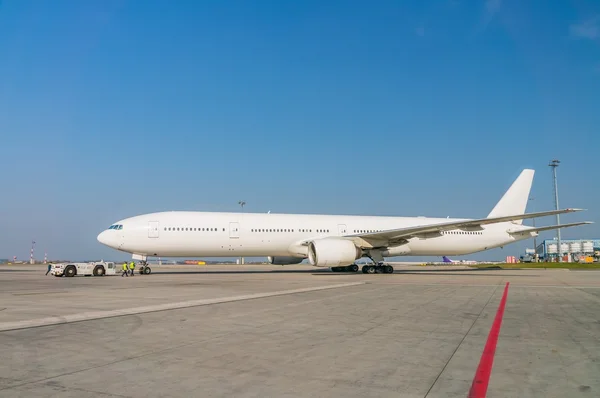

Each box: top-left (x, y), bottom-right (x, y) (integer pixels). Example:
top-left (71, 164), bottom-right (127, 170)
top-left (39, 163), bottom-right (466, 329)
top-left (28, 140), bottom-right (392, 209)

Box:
top-left (487, 169), bottom-right (535, 224)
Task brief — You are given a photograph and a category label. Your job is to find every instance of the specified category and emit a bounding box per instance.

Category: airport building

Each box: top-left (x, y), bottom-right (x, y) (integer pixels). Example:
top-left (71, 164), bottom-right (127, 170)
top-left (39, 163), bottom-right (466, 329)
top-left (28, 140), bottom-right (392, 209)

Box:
top-left (536, 239), bottom-right (600, 261)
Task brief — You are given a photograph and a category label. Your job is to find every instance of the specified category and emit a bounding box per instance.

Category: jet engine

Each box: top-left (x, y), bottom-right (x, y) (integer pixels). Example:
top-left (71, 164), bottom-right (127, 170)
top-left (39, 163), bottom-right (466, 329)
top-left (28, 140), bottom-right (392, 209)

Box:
top-left (268, 256), bottom-right (304, 265)
top-left (308, 239), bottom-right (362, 267)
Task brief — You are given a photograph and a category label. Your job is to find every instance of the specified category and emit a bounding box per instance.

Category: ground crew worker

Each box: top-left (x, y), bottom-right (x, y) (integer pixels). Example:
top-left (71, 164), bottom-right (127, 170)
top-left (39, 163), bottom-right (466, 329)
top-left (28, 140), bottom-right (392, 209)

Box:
top-left (129, 261), bottom-right (135, 276)
top-left (121, 262), bottom-right (129, 277)
top-left (46, 263), bottom-right (52, 275)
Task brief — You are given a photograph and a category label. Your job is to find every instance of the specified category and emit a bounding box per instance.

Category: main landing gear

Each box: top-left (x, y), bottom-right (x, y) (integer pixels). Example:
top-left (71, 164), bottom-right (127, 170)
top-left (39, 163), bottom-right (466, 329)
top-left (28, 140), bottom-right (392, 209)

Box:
top-left (330, 262), bottom-right (394, 274)
top-left (361, 263), bottom-right (394, 274)
top-left (331, 264), bottom-right (360, 273)
top-left (138, 261), bottom-right (152, 275)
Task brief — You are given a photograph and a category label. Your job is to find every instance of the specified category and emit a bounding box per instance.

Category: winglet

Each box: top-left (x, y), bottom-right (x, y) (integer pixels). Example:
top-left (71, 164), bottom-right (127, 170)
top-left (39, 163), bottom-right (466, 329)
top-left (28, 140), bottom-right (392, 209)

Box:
top-left (487, 169), bottom-right (535, 225)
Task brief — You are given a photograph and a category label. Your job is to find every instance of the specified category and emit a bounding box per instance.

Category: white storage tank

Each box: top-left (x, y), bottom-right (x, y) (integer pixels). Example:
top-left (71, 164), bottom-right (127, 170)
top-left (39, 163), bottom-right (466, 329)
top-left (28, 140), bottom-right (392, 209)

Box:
top-left (560, 243), bottom-right (569, 254)
top-left (547, 243), bottom-right (558, 254)
top-left (583, 241), bottom-right (594, 253)
top-left (569, 242), bottom-right (582, 253)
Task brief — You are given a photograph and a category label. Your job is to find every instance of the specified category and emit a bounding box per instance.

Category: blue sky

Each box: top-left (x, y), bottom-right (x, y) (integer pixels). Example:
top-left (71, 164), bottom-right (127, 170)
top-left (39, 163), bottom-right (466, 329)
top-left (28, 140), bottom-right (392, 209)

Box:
top-left (1, 0), bottom-right (598, 262)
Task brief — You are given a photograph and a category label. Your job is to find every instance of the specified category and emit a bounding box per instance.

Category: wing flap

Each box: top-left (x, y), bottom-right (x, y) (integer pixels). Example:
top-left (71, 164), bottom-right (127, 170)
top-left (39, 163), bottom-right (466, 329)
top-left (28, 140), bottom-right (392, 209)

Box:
top-left (348, 208), bottom-right (585, 242)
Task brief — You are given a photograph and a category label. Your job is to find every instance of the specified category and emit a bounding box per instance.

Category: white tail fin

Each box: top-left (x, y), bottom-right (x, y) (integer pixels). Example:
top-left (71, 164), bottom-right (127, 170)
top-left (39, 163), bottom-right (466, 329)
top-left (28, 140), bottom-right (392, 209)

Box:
top-left (487, 169), bottom-right (535, 224)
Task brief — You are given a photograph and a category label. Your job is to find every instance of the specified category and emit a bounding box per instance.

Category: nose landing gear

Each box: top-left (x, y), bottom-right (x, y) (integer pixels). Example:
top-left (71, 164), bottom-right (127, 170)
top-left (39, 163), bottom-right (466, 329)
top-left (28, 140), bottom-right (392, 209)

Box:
top-left (138, 261), bottom-right (152, 275)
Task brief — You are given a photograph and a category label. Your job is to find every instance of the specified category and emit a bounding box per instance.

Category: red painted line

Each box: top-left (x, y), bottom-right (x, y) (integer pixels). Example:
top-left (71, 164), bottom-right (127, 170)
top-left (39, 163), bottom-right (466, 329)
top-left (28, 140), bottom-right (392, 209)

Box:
top-left (468, 282), bottom-right (510, 398)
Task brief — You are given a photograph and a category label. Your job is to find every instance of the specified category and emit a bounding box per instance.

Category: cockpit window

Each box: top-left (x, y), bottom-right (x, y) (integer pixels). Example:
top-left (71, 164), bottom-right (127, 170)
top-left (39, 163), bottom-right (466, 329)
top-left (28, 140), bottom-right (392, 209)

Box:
top-left (108, 224), bottom-right (123, 230)
top-left (118, 225), bottom-right (123, 230)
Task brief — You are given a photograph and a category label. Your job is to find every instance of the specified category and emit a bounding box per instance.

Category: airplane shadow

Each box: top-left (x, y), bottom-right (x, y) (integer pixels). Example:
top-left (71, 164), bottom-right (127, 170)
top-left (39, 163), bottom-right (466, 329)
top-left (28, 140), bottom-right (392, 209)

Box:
top-left (150, 269), bottom-right (330, 275)
top-left (313, 272), bottom-right (536, 277)
top-left (148, 267), bottom-right (536, 278)
top-left (312, 267), bottom-right (539, 277)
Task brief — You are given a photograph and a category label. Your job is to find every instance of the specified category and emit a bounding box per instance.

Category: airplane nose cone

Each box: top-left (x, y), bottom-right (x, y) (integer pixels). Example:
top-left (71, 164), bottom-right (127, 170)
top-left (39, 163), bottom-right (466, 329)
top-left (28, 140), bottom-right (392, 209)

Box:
top-left (97, 231), bottom-right (110, 246)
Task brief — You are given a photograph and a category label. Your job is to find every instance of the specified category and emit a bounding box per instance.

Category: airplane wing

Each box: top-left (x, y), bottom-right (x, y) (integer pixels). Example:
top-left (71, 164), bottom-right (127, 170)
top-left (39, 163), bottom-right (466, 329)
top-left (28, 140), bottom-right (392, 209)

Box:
top-left (508, 221), bottom-right (593, 237)
top-left (344, 208), bottom-right (585, 247)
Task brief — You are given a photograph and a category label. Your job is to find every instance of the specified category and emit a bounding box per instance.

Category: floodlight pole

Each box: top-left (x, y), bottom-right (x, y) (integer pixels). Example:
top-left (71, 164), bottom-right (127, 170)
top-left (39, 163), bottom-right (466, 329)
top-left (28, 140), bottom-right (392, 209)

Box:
top-left (549, 160), bottom-right (561, 262)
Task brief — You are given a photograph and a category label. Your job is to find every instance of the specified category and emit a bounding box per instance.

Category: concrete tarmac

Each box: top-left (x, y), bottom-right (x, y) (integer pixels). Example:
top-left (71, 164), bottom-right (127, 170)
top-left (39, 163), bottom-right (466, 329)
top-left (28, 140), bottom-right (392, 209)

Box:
top-left (1, 263), bottom-right (599, 397)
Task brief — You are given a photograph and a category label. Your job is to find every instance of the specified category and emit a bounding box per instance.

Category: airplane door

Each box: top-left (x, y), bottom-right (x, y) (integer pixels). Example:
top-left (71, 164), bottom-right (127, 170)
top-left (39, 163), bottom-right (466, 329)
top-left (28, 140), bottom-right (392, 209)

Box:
top-left (148, 221), bottom-right (160, 238)
top-left (338, 224), bottom-right (347, 235)
top-left (229, 222), bottom-right (240, 239)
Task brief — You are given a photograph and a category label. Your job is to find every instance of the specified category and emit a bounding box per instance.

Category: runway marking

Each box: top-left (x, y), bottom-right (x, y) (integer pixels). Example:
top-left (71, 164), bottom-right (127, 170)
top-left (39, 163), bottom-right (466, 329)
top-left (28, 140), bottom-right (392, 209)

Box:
top-left (468, 282), bottom-right (510, 398)
top-left (0, 282), bottom-right (365, 332)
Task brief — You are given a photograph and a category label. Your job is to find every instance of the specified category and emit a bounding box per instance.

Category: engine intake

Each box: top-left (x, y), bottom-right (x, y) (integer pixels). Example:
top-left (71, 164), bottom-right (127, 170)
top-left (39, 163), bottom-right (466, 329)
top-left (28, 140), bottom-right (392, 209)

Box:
top-left (308, 239), bottom-right (362, 267)
top-left (268, 256), bottom-right (304, 265)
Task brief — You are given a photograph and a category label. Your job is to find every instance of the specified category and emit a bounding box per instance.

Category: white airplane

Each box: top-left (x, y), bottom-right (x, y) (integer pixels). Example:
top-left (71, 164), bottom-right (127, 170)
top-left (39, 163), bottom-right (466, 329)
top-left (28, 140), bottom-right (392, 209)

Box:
top-left (97, 169), bottom-right (592, 274)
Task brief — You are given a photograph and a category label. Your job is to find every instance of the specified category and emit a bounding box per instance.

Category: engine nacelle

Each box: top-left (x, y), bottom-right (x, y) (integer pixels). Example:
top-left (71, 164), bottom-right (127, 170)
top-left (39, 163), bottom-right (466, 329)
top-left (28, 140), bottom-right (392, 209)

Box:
top-left (308, 239), bottom-right (362, 267)
top-left (268, 256), bottom-right (304, 265)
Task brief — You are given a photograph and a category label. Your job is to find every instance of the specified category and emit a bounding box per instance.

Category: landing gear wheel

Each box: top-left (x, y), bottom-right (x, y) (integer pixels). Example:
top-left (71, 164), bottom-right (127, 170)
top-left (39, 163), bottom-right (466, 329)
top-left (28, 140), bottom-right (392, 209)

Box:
top-left (362, 265), bottom-right (368, 274)
top-left (350, 264), bottom-right (359, 273)
top-left (367, 266), bottom-right (376, 274)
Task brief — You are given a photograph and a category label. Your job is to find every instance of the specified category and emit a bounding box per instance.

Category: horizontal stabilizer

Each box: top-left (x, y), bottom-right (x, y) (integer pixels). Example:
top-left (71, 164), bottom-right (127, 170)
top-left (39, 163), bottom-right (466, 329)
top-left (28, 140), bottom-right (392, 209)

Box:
top-left (509, 221), bottom-right (593, 236)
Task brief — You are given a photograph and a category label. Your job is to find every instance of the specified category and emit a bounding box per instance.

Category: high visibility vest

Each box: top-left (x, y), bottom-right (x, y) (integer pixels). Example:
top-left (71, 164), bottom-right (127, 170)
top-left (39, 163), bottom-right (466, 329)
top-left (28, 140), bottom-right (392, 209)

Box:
top-left (129, 262), bottom-right (135, 269)
top-left (122, 263), bottom-right (128, 270)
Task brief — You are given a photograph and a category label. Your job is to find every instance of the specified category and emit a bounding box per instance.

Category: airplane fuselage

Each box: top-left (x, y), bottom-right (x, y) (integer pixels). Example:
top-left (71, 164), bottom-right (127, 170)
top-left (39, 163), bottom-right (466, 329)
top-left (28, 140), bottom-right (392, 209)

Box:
top-left (97, 211), bottom-right (532, 259)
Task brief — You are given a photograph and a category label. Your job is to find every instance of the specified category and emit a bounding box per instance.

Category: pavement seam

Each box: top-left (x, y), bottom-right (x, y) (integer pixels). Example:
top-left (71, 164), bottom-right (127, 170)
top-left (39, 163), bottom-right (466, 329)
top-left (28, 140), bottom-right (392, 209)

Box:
top-left (424, 284), bottom-right (500, 398)
top-left (0, 284), bottom-right (373, 393)
top-left (0, 282), bottom-right (365, 332)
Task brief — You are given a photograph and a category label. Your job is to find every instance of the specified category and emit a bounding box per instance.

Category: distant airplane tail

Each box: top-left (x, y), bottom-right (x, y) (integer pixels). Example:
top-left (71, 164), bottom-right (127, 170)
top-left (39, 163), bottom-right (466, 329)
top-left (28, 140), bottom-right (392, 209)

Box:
top-left (487, 169), bottom-right (535, 225)
top-left (442, 256), bottom-right (453, 263)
